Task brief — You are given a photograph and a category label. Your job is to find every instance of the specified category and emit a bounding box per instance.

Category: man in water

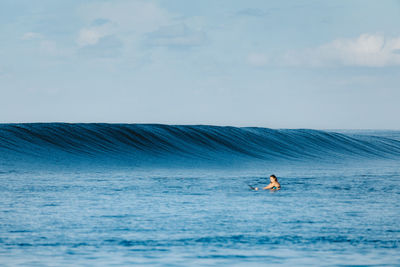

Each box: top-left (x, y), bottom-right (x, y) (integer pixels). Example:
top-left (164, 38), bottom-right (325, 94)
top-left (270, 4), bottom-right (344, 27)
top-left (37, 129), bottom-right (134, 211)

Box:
top-left (254, 174), bottom-right (281, 190)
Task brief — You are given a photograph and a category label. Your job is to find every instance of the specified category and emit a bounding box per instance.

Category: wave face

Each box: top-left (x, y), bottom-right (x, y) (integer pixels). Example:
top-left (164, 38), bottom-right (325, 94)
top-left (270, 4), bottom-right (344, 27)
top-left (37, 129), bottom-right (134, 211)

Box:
top-left (1, 123), bottom-right (400, 166)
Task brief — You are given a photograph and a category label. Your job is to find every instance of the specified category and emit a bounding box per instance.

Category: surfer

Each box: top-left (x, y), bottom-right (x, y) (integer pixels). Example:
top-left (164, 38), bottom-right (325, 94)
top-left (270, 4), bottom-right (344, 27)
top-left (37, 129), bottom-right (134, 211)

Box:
top-left (253, 174), bottom-right (281, 191)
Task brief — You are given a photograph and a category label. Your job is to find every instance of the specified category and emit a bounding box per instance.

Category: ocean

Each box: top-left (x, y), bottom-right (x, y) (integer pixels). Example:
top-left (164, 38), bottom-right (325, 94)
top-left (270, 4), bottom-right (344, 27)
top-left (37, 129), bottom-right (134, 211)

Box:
top-left (0, 123), bottom-right (399, 266)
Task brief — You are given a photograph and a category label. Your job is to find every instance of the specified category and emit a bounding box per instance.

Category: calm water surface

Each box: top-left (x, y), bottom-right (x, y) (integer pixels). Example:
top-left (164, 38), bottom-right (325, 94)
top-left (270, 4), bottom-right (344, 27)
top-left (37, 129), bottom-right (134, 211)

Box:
top-left (1, 162), bottom-right (399, 266)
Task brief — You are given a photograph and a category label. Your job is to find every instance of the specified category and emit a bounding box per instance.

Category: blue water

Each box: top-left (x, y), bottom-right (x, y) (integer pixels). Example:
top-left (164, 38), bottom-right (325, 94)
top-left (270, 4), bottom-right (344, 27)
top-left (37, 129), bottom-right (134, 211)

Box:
top-left (1, 124), bottom-right (400, 266)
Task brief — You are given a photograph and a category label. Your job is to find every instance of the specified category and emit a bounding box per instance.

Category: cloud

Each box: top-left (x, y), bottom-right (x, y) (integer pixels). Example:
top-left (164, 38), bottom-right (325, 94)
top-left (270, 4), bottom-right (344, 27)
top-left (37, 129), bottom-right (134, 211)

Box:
top-left (76, 1), bottom-right (177, 50)
top-left (146, 23), bottom-right (206, 48)
top-left (76, 0), bottom-right (208, 59)
top-left (76, 19), bottom-right (114, 47)
top-left (78, 35), bottom-right (123, 58)
top-left (91, 18), bottom-right (111, 27)
top-left (77, 28), bottom-right (106, 46)
top-left (76, 18), bottom-right (114, 47)
top-left (284, 34), bottom-right (400, 67)
top-left (78, 1), bottom-right (171, 35)
top-left (21, 32), bottom-right (60, 55)
top-left (246, 53), bottom-right (268, 67)
top-left (21, 32), bottom-right (42, 40)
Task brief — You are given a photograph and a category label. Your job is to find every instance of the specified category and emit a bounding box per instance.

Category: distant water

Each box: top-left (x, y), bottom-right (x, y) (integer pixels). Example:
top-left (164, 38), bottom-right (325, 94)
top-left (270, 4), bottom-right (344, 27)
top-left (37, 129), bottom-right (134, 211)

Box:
top-left (0, 124), bottom-right (399, 266)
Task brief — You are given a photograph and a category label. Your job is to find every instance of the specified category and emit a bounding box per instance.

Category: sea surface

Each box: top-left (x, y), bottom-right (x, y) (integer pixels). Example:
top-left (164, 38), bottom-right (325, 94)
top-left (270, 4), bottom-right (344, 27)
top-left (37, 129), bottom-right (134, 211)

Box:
top-left (0, 123), bottom-right (399, 266)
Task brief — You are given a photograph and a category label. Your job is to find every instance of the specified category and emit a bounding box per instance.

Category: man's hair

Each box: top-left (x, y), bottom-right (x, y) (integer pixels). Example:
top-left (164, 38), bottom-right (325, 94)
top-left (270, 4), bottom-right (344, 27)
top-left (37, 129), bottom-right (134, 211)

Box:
top-left (270, 174), bottom-right (277, 180)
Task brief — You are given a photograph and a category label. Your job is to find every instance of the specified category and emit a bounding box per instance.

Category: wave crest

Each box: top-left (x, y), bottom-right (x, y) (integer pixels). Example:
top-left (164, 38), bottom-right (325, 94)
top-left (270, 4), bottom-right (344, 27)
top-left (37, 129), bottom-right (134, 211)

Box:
top-left (1, 123), bottom-right (400, 165)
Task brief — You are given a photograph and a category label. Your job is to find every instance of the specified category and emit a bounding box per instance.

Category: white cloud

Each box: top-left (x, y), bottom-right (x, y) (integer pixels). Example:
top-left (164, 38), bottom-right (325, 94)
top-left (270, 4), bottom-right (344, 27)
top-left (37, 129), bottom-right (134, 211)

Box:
top-left (77, 28), bottom-right (106, 46)
top-left (246, 53), bottom-right (268, 67)
top-left (21, 32), bottom-right (61, 56)
top-left (76, 0), bottom-right (174, 48)
top-left (78, 1), bottom-right (171, 34)
top-left (78, 35), bottom-right (123, 58)
top-left (76, 0), bottom-right (209, 55)
top-left (21, 32), bottom-right (42, 40)
top-left (284, 34), bottom-right (400, 67)
top-left (76, 18), bottom-right (116, 47)
top-left (146, 23), bottom-right (206, 47)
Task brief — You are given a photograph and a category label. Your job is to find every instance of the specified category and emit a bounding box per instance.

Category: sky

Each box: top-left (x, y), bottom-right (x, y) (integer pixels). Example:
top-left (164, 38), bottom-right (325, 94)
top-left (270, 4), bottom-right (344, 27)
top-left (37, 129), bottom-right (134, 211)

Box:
top-left (1, 0), bottom-right (400, 129)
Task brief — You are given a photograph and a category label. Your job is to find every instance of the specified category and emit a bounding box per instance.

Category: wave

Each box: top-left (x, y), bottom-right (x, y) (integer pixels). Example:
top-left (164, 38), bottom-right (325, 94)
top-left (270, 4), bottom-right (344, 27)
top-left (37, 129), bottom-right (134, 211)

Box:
top-left (0, 123), bottom-right (400, 166)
